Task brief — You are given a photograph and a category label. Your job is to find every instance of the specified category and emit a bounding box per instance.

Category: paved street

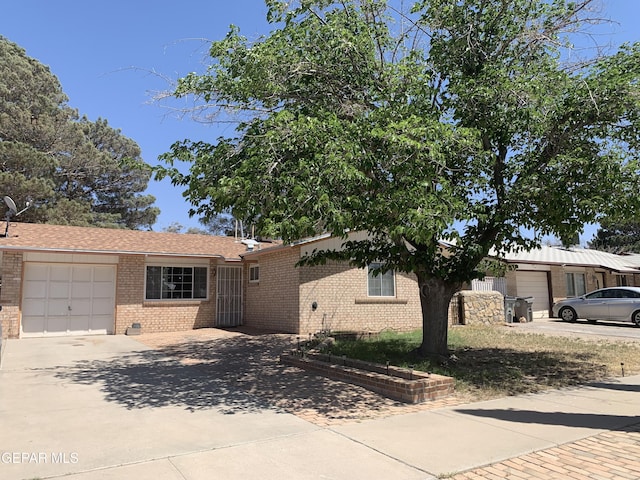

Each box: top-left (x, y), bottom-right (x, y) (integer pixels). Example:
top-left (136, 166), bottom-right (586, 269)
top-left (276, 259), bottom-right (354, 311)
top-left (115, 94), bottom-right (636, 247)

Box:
top-left (509, 316), bottom-right (640, 343)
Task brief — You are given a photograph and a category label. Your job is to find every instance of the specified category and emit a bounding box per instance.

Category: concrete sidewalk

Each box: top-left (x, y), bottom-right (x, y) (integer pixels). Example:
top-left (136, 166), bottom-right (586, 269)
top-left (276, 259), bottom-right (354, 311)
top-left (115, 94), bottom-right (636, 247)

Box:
top-left (335, 375), bottom-right (640, 477)
top-left (1, 334), bottom-right (638, 480)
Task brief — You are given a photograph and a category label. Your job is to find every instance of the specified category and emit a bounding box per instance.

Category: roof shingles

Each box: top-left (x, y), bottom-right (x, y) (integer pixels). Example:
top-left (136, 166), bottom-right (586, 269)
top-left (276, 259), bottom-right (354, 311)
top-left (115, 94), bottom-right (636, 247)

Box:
top-left (0, 223), bottom-right (256, 260)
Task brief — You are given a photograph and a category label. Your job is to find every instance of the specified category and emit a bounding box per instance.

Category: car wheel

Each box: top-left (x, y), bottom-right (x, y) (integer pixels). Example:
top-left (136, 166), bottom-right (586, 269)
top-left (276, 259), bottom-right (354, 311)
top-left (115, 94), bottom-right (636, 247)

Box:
top-left (559, 306), bottom-right (577, 323)
top-left (632, 310), bottom-right (640, 327)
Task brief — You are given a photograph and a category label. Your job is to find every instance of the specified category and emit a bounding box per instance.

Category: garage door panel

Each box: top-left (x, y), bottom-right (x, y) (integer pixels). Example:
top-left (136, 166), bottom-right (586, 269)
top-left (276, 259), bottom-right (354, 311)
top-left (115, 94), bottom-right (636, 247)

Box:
top-left (24, 264), bottom-right (48, 280)
top-left (23, 279), bottom-right (47, 298)
top-left (68, 316), bottom-right (90, 334)
top-left (92, 282), bottom-right (114, 297)
top-left (46, 316), bottom-right (68, 333)
top-left (22, 317), bottom-right (45, 334)
top-left (88, 315), bottom-right (112, 333)
top-left (73, 266), bottom-right (93, 282)
top-left (93, 267), bottom-right (114, 282)
top-left (22, 299), bottom-right (46, 316)
top-left (71, 282), bottom-right (92, 298)
top-left (49, 265), bottom-right (70, 281)
top-left (71, 299), bottom-right (92, 316)
top-left (49, 282), bottom-right (70, 298)
top-left (47, 298), bottom-right (70, 316)
top-left (92, 298), bottom-right (114, 315)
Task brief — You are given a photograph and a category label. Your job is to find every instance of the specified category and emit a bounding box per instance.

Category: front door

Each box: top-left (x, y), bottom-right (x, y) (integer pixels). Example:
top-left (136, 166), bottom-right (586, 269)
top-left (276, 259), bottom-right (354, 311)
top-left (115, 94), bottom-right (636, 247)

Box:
top-left (216, 266), bottom-right (243, 327)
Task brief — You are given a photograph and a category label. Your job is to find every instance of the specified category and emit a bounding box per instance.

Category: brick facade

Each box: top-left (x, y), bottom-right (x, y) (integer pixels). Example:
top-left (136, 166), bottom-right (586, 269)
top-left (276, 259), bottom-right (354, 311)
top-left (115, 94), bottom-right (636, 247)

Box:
top-left (0, 251), bottom-right (22, 338)
top-left (114, 255), bottom-right (218, 334)
top-left (244, 247), bottom-right (300, 332)
top-left (299, 261), bottom-right (422, 335)
top-left (244, 245), bottom-right (423, 335)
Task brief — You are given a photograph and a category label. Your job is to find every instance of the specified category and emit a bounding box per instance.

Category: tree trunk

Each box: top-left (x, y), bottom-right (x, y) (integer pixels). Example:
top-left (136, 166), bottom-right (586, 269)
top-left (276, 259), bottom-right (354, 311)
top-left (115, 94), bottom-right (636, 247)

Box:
top-left (417, 273), bottom-right (460, 358)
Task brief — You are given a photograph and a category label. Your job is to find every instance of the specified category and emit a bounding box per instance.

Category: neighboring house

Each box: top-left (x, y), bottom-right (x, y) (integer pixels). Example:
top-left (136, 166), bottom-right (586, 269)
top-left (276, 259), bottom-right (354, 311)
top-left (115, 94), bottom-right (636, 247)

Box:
top-left (496, 246), bottom-right (640, 318)
top-left (0, 222), bottom-right (268, 339)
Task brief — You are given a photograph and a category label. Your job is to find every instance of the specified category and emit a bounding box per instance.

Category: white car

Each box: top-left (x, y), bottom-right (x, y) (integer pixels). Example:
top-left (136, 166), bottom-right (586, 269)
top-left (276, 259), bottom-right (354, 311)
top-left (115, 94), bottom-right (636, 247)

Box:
top-left (551, 287), bottom-right (640, 326)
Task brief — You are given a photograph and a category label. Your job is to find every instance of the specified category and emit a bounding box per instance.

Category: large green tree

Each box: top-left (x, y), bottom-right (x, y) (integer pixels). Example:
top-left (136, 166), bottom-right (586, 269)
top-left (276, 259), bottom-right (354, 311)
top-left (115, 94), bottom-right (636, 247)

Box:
top-left (0, 36), bottom-right (159, 229)
top-left (157, 0), bottom-right (640, 357)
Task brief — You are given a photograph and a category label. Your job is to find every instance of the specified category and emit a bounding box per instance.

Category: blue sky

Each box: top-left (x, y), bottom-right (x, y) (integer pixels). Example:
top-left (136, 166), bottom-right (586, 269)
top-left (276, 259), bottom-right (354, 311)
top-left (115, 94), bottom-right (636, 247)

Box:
top-left (1, 1), bottom-right (638, 240)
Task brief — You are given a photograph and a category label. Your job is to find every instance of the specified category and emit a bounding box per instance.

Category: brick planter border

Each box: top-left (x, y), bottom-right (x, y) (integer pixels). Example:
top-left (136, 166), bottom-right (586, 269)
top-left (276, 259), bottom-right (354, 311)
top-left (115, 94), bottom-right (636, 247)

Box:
top-left (281, 352), bottom-right (454, 404)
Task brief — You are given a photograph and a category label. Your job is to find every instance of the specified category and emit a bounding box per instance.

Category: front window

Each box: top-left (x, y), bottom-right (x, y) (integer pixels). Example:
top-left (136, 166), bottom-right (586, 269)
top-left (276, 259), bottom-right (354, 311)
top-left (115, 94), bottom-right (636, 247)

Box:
top-left (368, 263), bottom-right (395, 297)
top-left (145, 266), bottom-right (208, 300)
top-left (566, 272), bottom-right (586, 297)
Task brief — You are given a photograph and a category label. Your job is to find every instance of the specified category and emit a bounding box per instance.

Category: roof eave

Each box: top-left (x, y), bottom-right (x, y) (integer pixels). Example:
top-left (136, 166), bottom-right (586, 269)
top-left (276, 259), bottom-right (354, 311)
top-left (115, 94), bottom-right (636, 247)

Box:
top-left (502, 257), bottom-right (640, 274)
top-left (0, 244), bottom-right (241, 261)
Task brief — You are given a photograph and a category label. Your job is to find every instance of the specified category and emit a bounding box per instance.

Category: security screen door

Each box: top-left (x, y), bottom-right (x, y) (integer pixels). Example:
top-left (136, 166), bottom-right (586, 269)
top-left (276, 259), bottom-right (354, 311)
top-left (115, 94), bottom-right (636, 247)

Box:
top-left (216, 266), bottom-right (243, 327)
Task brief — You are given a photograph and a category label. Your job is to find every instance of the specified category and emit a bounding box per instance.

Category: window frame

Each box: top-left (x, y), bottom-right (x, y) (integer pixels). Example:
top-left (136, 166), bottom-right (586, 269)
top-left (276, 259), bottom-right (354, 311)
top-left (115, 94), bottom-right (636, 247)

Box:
top-left (617, 275), bottom-right (629, 287)
top-left (145, 264), bottom-right (209, 301)
top-left (565, 272), bottom-right (586, 297)
top-left (367, 262), bottom-right (396, 297)
top-left (249, 264), bottom-right (260, 283)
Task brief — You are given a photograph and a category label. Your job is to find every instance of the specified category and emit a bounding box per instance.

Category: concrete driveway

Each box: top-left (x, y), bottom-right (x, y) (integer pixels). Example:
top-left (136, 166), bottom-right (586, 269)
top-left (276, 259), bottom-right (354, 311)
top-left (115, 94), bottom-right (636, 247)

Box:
top-left (0, 332), bottom-right (431, 480)
top-left (2, 330), bottom-right (639, 480)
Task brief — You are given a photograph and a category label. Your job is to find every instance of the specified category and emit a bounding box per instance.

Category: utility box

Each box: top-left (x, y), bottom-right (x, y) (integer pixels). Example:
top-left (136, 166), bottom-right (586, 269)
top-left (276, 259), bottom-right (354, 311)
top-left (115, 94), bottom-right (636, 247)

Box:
top-left (126, 322), bottom-right (142, 335)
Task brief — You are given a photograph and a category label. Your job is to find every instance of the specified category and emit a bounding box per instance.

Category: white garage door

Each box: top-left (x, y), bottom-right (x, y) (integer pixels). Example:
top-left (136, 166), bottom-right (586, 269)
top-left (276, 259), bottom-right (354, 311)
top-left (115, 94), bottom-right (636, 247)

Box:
top-left (22, 264), bottom-right (116, 337)
top-left (516, 271), bottom-right (550, 318)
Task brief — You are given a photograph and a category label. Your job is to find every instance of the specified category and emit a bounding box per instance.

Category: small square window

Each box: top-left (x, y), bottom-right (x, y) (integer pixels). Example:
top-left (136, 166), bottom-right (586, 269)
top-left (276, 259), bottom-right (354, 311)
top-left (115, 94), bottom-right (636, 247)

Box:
top-left (249, 264), bottom-right (260, 283)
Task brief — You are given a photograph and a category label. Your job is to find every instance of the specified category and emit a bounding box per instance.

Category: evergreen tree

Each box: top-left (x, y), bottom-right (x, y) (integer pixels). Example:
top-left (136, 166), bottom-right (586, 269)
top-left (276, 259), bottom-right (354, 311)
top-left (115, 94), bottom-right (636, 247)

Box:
top-left (0, 36), bottom-right (159, 229)
top-left (590, 221), bottom-right (640, 253)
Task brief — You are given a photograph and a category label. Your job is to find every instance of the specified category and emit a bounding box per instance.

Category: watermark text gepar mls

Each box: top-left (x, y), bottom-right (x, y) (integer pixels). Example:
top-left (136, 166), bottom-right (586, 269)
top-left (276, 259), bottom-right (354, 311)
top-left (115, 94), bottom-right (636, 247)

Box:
top-left (1, 452), bottom-right (79, 464)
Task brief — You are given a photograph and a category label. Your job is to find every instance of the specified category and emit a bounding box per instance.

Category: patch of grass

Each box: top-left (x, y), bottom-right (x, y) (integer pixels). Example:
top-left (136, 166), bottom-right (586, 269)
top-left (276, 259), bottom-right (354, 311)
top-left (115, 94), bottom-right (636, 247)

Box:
top-left (327, 325), bottom-right (640, 401)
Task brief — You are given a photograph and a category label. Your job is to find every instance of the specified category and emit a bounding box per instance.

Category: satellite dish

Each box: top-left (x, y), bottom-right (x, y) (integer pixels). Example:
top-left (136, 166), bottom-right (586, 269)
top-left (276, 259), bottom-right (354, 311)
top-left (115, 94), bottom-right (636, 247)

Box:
top-left (2, 195), bottom-right (31, 237)
top-left (4, 196), bottom-right (17, 216)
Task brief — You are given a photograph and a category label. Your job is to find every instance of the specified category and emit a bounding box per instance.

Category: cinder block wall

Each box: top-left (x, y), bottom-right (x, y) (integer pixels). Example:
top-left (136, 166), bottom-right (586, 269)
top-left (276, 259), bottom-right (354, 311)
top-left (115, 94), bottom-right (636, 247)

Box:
top-left (244, 247), bottom-right (300, 332)
top-left (115, 255), bottom-right (217, 334)
top-left (0, 251), bottom-right (22, 338)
